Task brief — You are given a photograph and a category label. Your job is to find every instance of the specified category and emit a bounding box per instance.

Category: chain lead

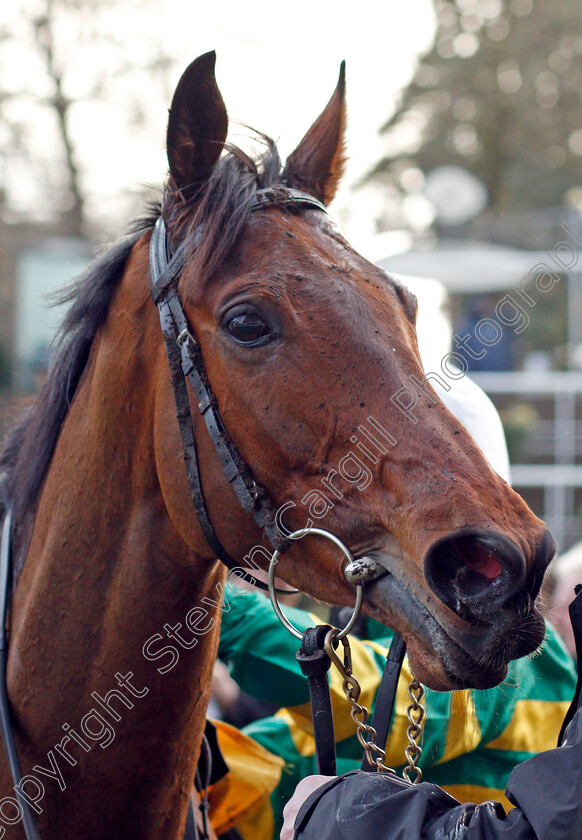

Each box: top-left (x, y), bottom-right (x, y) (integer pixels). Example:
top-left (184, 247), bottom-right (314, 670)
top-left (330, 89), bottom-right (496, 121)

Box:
top-left (402, 679), bottom-right (425, 784)
top-left (324, 628), bottom-right (426, 784)
top-left (324, 628), bottom-right (397, 774)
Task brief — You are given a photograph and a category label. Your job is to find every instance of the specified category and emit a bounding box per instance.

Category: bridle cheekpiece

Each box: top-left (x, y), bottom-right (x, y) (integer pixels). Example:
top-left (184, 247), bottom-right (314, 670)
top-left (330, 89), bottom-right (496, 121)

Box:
top-left (149, 187), bottom-right (328, 588)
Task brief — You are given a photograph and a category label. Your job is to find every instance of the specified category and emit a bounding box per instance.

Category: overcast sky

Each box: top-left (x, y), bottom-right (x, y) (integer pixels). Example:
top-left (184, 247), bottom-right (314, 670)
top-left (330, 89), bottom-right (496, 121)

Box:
top-left (160, 1), bottom-right (435, 193)
top-left (156, 0), bottom-right (437, 243)
top-left (2, 0), bottom-right (437, 240)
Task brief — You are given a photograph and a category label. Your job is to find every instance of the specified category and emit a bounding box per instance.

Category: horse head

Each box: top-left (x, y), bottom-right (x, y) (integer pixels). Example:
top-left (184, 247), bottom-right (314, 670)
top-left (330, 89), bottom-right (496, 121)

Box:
top-left (154, 52), bottom-right (553, 692)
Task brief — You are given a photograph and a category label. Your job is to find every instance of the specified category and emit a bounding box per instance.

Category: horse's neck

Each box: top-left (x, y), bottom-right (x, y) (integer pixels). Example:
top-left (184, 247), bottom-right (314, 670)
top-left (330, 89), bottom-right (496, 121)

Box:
top-left (5, 243), bottom-right (222, 839)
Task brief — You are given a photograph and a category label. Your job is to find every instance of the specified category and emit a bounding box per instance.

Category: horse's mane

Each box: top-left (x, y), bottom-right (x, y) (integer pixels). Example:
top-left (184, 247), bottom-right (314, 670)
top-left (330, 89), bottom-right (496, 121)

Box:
top-left (0, 137), bottom-right (283, 576)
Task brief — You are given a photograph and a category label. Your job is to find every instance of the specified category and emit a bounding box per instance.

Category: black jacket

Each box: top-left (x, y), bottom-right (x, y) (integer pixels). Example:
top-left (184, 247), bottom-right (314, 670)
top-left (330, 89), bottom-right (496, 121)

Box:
top-left (294, 705), bottom-right (582, 840)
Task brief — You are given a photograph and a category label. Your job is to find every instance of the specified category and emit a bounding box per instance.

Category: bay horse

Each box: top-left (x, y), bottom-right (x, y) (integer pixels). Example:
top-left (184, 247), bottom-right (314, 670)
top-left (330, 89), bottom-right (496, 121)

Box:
top-left (0, 52), bottom-right (553, 839)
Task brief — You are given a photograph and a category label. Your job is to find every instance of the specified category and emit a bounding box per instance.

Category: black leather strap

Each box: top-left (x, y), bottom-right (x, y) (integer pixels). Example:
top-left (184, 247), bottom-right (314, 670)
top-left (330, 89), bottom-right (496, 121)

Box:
top-left (151, 226), bottom-right (288, 593)
top-left (296, 625), bottom-right (336, 776)
top-left (173, 301), bottom-right (284, 544)
top-left (250, 187), bottom-right (327, 215)
top-left (150, 186), bottom-right (328, 583)
top-left (183, 800), bottom-right (198, 840)
top-left (361, 633), bottom-right (406, 771)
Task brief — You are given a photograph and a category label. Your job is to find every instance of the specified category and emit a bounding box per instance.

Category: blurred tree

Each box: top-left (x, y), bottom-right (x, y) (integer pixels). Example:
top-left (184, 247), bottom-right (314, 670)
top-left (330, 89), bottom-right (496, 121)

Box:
top-left (0, 0), bottom-right (174, 236)
top-left (370, 0), bottom-right (582, 222)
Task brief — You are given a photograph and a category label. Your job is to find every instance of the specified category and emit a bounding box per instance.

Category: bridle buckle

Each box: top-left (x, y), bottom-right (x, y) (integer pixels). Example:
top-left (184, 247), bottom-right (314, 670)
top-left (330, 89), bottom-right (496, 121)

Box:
top-left (177, 327), bottom-right (194, 347)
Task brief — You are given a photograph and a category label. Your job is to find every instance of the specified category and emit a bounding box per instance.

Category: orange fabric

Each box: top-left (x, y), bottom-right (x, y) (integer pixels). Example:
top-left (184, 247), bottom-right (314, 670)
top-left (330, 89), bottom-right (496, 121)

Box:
top-left (208, 720), bottom-right (284, 836)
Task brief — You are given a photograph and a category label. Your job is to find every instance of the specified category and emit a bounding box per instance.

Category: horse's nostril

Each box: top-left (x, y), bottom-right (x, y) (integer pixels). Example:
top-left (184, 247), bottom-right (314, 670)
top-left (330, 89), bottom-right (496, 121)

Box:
top-left (462, 541), bottom-right (502, 581)
top-left (424, 530), bottom-right (527, 624)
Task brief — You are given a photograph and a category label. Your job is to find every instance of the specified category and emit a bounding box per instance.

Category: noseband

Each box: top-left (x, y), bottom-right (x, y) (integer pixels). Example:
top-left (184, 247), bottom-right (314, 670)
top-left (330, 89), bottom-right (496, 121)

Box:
top-left (149, 187), bottom-right (329, 589)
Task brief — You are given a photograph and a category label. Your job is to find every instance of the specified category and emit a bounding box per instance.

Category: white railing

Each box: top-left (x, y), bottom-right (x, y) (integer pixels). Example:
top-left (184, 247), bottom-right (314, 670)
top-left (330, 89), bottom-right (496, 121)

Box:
top-left (471, 372), bottom-right (582, 552)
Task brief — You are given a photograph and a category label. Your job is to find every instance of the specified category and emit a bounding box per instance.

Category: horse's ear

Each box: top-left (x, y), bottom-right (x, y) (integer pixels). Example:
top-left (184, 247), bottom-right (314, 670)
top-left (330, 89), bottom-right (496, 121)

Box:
top-left (166, 51), bottom-right (228, 194)
top-left (283, 62), bottom-right (347, 205)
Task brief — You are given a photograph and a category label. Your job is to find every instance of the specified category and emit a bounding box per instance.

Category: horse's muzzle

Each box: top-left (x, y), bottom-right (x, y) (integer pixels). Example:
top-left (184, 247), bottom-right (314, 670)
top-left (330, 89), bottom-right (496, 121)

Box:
top-left (424, 527), bottom-right (555, 625)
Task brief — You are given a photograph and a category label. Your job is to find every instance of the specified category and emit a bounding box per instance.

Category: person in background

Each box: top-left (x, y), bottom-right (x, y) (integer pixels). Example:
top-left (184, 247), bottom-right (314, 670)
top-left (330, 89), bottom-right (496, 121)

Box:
top-left (210, 658), bottom-right (278, 728)
top-left (551, 541), bottom-right (582, 661)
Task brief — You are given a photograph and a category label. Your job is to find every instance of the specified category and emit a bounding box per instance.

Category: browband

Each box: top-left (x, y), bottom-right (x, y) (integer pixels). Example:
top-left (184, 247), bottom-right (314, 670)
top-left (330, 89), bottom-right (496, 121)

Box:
top-left (151, 187), bottom-right (327, 303)
top-left (250, 186), bottom-right (328, 214)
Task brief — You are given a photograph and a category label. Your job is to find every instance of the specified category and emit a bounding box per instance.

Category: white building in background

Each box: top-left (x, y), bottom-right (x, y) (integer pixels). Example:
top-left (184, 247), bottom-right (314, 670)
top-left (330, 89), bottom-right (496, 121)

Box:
top-left (375, 239), bottom-right (582, 551)
top-left (15, 238), bottom-right (91, 391)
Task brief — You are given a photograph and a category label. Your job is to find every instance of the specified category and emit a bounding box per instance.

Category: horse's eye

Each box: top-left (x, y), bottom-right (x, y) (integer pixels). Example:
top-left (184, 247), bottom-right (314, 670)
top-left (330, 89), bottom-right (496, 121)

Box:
top-left (227, 312), bottom-right (271, 345)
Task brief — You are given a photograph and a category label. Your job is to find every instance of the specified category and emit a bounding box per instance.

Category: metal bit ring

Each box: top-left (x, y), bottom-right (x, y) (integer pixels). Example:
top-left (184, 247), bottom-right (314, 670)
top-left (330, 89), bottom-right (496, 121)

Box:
top-left (268, 527), bottom-right (363, 640)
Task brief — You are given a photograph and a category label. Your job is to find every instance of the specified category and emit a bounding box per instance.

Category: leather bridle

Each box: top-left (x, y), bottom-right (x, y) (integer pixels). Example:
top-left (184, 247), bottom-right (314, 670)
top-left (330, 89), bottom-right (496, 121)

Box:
top-left (149, 186), bottom-right (329, 590)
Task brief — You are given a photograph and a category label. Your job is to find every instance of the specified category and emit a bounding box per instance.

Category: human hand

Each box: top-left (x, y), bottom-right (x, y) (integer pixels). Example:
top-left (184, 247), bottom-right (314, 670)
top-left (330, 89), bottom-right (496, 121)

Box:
top-left (280, 775), bottom-right (335, 840)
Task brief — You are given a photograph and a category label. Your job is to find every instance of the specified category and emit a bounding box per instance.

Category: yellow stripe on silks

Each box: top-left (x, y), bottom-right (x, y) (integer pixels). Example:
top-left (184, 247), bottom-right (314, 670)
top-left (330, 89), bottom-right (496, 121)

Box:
top-left (485, 699), bottom-right (571, 753)
top-left (442, 784), bottom-right (512, 813)
top-left (235, 797), bottom-right (275, 840)
top-left (366, 642), bottom-right (482, 768)
top-left (274, 708), bottom-right (316, 756)
top-left (437, 690), bottom-right (481, 764)
top-left (209, 720), bottom-right (284, 837)
top-left (276, 635), bottom-right (388, 750)
top-left (278, 635), bottom-right (431, 766)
